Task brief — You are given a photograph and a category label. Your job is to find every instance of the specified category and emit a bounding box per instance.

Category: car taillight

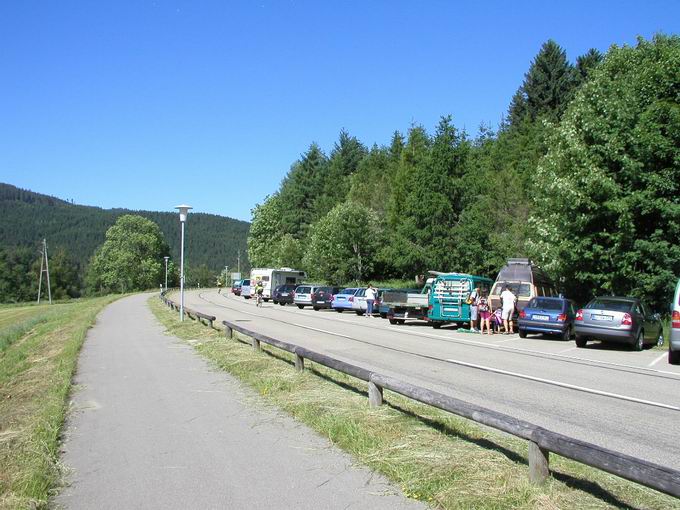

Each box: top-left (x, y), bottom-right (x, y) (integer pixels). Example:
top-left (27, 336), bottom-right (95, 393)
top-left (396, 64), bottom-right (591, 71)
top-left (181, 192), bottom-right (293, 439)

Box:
top-left (519, 310), bottom-right (526, 319)
top-left (622, 313), bottom-right (633, 326)
top-left (557, 314), bottom-right (566, 322)
top-left (576, 309), bottom-right (583, 321)
top-left (428, 305), bottom-right (433, 311)
top-left (349, 296), bottom-right (354, 302)
top-left (672, 310), bottom-right (680, 329)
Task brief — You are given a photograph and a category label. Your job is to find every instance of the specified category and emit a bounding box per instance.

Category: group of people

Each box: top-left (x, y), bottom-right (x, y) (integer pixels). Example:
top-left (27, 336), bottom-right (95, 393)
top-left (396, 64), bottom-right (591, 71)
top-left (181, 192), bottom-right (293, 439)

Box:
top-left (468, 285), bottom-right (518, 335)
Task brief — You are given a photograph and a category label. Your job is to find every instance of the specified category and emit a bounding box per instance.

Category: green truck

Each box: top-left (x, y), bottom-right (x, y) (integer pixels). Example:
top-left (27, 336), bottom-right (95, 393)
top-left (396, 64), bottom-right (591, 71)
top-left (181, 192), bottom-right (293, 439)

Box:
top-left (427, 272), bottom-right (493, 329)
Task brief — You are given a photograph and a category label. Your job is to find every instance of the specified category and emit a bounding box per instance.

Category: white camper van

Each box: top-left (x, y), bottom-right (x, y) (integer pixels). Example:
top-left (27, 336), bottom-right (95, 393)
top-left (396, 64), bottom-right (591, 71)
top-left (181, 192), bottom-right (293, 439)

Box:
top-left (249, 268), bottom-right (307, 301)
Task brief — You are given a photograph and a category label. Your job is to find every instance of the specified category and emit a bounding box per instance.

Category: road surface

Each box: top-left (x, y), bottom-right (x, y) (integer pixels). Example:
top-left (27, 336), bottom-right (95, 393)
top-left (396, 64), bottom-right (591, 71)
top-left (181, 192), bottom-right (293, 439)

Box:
top-left (183, 289), bottom-right (680, 471)
top-left (56, 293), bottom-right (426, 510)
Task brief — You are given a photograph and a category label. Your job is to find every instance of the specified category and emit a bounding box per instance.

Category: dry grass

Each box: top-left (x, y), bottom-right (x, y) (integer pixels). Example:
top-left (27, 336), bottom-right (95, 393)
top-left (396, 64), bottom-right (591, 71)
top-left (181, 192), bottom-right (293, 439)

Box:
top-left (149, 296), bottom-right (680, 510)
top-left (0, 297), bottom-right (119, 510)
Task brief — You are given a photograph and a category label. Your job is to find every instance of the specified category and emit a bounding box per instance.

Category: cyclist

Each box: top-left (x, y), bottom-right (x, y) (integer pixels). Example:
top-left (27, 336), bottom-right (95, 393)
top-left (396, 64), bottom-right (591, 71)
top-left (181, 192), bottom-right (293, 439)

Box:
top-left (255, 281), bottom-right (264, 306)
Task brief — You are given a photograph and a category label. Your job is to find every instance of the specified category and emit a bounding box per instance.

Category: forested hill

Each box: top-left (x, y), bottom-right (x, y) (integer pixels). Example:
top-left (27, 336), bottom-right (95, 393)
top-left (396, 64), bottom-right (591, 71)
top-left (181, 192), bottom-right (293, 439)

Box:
top-left (0, 183), bottom-right (250, 272)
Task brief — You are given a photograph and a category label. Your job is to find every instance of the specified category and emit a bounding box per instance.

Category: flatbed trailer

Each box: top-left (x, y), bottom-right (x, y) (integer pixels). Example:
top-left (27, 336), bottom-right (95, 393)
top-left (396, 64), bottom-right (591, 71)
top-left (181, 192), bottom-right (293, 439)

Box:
top-left (382, 284), bottom-right (431, 324)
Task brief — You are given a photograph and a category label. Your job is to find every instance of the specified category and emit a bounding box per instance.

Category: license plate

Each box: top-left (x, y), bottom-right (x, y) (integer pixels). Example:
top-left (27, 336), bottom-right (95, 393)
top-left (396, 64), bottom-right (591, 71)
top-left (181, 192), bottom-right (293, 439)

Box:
top-left (281, 293), bottom-right (289, 296)
top-left (532, 315), bottom-right (549, 321)
top-left (592, 314), bottom-right (613, 321)
top-left (317, 300), bottom-right (326, 303)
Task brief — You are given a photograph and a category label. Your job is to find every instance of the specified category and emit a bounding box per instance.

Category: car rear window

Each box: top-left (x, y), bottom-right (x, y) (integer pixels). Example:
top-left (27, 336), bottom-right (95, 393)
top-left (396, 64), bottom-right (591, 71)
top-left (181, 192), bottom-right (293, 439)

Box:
top-left (340, 288), bottom-right (358, 294)
top-left (297, 286), bottom-right (311, 293)
top-left (494, 282), bottom-right (532, 297)
top-left (586, 299), bottom-right (633, 312)
top-left (527, 298), bottom-right (563, 310)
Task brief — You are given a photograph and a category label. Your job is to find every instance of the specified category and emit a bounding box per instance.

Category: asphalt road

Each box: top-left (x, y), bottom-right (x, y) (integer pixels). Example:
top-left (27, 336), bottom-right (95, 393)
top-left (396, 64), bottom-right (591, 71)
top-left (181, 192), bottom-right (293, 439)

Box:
top-left (183, 289), bottom-right (680, 471)
top-left (56, 294), bottom-right (426, 510)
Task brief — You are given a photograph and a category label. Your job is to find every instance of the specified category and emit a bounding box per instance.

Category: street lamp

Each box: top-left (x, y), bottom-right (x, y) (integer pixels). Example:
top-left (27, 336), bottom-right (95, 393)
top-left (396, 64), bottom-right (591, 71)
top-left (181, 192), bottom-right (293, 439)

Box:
top-left (164, 256), bottom-right (169, 292)
top-left (174, 204), bottom-right (192, 321)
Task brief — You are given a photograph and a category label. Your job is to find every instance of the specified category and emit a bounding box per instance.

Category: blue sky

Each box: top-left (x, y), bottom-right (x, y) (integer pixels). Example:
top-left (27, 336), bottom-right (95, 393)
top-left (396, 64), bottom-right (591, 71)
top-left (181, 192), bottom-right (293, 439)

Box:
top-left (1, 1), bottom-right (678, 222)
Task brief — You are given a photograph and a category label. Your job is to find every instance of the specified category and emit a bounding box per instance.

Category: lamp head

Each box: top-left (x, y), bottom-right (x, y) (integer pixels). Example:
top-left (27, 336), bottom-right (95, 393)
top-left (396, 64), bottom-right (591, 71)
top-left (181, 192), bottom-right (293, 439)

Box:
top-left (174, 204), bottom-right (192, 223)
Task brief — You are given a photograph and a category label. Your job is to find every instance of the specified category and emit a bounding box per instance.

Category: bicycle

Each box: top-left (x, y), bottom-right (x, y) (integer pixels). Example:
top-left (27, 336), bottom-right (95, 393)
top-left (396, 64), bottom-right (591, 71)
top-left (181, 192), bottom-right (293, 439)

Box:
top-left (256, 291), bottom-right (264, 307)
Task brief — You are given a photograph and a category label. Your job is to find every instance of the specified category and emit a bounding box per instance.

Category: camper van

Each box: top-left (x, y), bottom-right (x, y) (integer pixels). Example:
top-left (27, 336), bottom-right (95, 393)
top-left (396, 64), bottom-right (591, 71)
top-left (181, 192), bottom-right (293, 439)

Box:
top-left (249, 268), bottom-right (307, 301)
top-left (489, 259), bottom-right (557, 315)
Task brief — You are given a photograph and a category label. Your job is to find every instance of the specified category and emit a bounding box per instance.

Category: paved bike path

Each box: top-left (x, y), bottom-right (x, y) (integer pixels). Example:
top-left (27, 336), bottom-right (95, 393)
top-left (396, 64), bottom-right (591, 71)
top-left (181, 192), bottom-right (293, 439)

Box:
top-left (56, 294), bottom-right (425, 509)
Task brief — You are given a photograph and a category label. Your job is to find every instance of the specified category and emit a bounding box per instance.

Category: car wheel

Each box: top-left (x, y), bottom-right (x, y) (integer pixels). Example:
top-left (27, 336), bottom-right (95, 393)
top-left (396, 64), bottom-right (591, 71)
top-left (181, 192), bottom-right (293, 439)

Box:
top-left (669, 348), bottom-right (680, 365)
top-left (561, 326), bottom-right (571, 342)
top-left (380, 313), bottom-right (387, 319)
top-left (656, 331), bottom-right (664, 347)
top-left (272, 300), bottom-right (278, 305)
top-left (397, 319), bottom-right (405, 325)
top-left (518, 329), bottom-right (527, 338)
top-left (389, 318), bottom-right (398, 325)
top-left (575, 336), bottom-right (587, 348)
top-left (336, 309), bottom-right (343, 313)
top-left (279, 302), bottom-right (285, 306)
top-left (432, 323), bottom-right (442, 329)
top-left (634, 330), bottom-right (644, 351)
top-left (297, 304), bottom-right (304, 309)
top-left (355, 310), bottom-right (364, 316)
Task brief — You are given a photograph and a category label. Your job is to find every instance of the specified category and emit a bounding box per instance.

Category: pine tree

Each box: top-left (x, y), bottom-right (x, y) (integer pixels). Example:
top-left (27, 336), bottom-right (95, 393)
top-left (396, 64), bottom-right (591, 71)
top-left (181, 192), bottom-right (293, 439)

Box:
top-left (575, 48), bottom-right (603, 85)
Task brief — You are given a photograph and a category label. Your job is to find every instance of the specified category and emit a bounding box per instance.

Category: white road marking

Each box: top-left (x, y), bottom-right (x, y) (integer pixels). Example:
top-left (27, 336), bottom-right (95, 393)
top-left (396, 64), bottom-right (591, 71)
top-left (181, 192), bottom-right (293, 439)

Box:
top-left (385, 326), bottom-right (680, 377)
top-left (444, 357), bottom-right (680, 412)
top-left (557, 346), bottom-right (578, 354)
top-left (648, 352), bottom-right (668, 367)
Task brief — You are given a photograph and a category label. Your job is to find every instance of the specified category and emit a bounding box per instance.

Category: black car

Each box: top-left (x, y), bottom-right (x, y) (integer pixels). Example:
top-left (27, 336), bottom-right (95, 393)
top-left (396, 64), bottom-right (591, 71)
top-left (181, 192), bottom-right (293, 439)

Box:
top-left (312, 286), bottom-right (342, 310)
top-left (272, 284), bottom-right (297, 306)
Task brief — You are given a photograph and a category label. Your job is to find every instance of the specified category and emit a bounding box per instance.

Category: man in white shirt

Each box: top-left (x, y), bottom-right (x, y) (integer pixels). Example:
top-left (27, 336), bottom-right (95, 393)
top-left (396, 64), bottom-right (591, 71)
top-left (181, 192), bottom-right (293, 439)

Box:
top-left (500, 286), bottom-right (517, 334)
top-left (365, 284), bottom-right (377, 317)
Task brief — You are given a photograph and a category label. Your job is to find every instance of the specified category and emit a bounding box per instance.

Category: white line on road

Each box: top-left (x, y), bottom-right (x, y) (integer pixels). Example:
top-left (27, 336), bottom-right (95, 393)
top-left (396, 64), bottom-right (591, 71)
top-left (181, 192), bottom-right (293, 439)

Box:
top-left (557, 346), bottom-right (578, 354)
top-left (444, 357), bottom-right (680, 412)
top-left (648, 352), bottom-right (668, 367)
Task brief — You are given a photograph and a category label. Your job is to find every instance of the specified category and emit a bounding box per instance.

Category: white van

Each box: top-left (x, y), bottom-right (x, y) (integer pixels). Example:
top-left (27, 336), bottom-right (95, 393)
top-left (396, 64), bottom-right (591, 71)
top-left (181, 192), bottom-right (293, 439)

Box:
top-left (249, 268), bottom-right (307, 301)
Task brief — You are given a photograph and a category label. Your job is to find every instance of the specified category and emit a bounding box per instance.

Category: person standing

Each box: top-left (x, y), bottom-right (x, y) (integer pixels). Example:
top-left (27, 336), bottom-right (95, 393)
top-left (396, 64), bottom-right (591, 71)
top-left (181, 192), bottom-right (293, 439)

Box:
top-left (365, 284), bottom-right (377, 317)
top-left (468, 286), bottom-right (480, 332)
top-left (478, 292), bottom-right (492, 335)
top-left (500, 285), bottom-right (517, 334)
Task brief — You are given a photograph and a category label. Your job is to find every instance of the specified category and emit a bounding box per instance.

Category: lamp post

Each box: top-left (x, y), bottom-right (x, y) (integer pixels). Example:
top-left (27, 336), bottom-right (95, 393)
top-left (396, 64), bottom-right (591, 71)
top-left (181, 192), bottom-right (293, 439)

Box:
top-left (164, 256), bottom-right (169, 292)
top-left (175, 204), bottom-right (192, 321)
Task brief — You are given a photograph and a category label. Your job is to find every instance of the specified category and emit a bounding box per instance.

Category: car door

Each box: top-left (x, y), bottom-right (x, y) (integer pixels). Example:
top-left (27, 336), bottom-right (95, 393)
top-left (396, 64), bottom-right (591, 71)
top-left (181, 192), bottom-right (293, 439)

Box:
top-left (634, 302), bottom-right (650, 342)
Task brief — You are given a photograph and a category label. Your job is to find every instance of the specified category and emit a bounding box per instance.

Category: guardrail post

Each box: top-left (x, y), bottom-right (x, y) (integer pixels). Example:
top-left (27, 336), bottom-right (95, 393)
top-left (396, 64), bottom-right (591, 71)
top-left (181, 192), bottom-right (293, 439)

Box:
top-left (295, 353), bottom-right (305, 372)
top-left (208, 319), bottom-right (214, 329)
top-left (252, 337), bottom-right (261, 352)
top-left (368, 380), bottom-right (383, 407)
top-left (528, 441), bottom-right (550, 484)
top-left (224, 325), bottom-right (233, 340)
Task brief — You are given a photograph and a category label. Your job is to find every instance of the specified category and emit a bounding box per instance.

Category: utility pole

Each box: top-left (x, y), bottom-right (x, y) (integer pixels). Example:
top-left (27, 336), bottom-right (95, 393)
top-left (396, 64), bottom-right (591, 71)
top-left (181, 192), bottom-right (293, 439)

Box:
top-left (225, 265), bottom-right (229, 287)
top-left (237, 250), bottom-right (241, 275)
top-left (37, 238), bottom-right (52, 304)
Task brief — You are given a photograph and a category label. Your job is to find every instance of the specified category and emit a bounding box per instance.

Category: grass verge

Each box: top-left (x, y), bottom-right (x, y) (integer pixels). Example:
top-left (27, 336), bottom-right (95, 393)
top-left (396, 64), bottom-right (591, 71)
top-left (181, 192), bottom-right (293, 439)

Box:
top-left (149, 296), bottom-right (679, 509)
top-left (0, 296), bottom-right (120, 509)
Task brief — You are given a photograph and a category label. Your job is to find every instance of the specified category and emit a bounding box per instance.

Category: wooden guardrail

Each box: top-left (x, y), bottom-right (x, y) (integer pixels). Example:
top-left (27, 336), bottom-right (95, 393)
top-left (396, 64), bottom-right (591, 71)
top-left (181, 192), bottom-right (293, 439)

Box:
top-left (160, 293), bottom-right (216, 328)
top-left (158, 294), bottom-right (680, 498)
top-left (221, 319), bottom-right (680, 499)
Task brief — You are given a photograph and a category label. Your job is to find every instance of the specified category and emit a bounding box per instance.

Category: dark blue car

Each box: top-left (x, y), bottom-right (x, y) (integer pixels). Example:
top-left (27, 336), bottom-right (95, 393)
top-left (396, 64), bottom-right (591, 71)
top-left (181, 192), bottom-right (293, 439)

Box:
top-left (518, 297), bottom-right (576, 341)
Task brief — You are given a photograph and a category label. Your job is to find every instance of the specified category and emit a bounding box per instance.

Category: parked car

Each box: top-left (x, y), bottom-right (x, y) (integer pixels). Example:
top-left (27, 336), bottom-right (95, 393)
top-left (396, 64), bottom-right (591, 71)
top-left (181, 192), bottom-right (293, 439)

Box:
top-left (241, 279), bottom-right (252, 299)
top-left (670, 278), bottom-right (680, 364)
top-left (331, 288), bottom-right (361, 312)
top-left (231, 280), bottom-right (242, 296)
top-left (518, 297), bottom-right (576, 341)
top-left (352, 288), bottom-right (387, 316)
top-left (272, 284), bottom-right (297, 306)
top-left (293, 285), bottom-right (322, 309)
top-left (312, 286), bottom-right (342, 310)
top-left (574, 296), bottom-right (664, 350)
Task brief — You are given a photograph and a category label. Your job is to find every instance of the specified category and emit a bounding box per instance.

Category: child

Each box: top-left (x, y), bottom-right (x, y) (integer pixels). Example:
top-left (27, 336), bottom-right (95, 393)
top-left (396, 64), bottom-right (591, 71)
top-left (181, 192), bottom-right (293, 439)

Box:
top-left (491, 307), bottom-right (503, 334)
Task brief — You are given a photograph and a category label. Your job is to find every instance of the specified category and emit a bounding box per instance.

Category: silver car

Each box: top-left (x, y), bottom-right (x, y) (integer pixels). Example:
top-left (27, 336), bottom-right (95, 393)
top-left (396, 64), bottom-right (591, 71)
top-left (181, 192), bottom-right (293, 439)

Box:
top-left (670, 279), bottom-right (680, 364)
top-left (574, 296), bottom-right (663, 351)
top-left (293, 285), bottom-right (321, 309)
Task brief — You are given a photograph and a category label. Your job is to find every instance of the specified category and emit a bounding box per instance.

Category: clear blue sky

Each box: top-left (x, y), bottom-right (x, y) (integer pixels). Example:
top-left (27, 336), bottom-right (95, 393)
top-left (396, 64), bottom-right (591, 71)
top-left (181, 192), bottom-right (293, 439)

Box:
top-left (1, 1), bottom-right (678, 222)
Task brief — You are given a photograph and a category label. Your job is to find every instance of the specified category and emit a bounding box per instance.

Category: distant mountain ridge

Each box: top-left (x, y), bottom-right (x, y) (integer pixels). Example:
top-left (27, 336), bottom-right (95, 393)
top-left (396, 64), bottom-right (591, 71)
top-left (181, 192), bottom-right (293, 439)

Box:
top-left (0, 183), bottom-right (250, 272)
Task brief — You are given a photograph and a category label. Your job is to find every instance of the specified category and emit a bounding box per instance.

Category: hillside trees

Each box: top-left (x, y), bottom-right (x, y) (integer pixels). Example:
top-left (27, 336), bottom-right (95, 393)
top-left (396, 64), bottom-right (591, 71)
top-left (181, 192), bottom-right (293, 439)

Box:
top-left (86, 215), bottom-right (170, 293)
top-left (529, 34), bottom-right (680, 310)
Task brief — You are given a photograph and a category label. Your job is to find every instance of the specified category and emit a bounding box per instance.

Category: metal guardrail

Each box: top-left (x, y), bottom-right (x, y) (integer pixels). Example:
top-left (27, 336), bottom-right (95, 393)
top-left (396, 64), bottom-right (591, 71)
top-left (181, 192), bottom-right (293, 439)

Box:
top-left (158, 294), bottom-right (680, 498)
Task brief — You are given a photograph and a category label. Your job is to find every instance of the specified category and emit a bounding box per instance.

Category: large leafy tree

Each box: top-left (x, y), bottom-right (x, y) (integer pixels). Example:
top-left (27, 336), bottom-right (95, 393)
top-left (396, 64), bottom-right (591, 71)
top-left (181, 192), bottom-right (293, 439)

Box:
top-left (529, 35), bottom-right (680, 310)
top-left (247, 195), bottom-right (283, 268)
top-left (303, 201), bottom-right (382, 284)
top-left (86, 215), bottom-right (169, 293)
